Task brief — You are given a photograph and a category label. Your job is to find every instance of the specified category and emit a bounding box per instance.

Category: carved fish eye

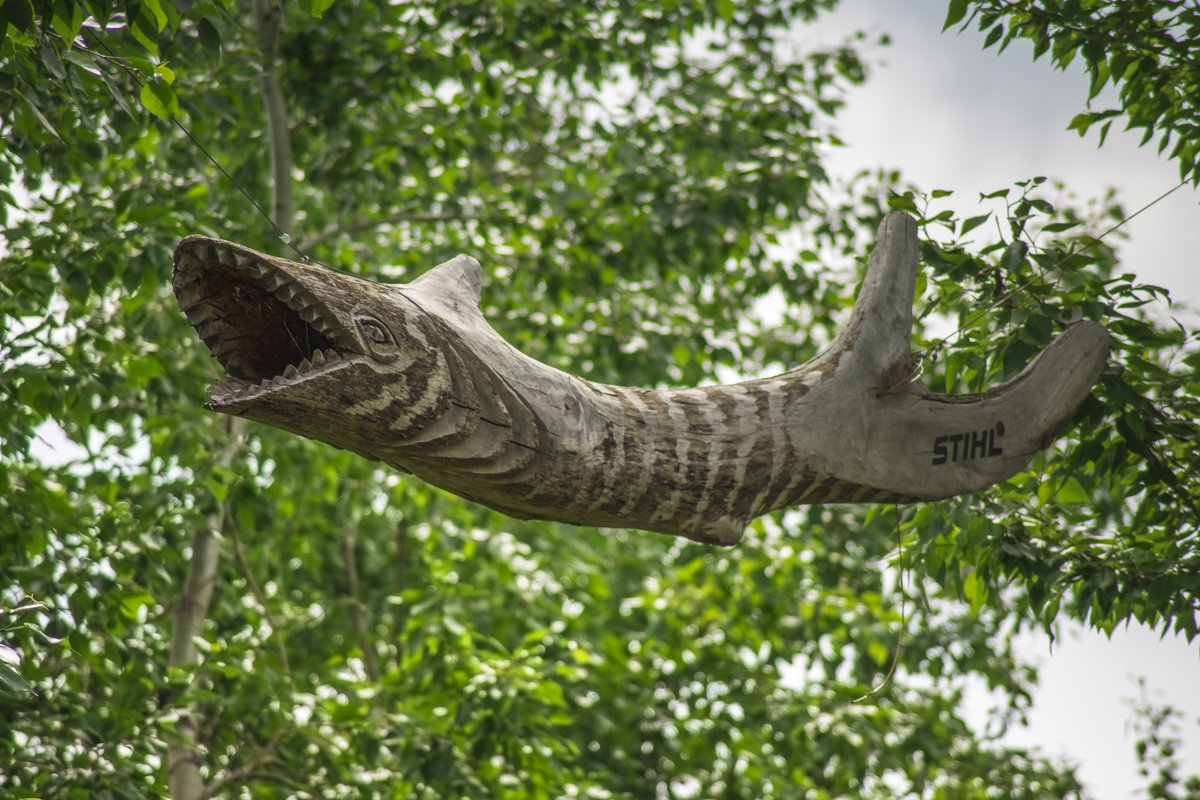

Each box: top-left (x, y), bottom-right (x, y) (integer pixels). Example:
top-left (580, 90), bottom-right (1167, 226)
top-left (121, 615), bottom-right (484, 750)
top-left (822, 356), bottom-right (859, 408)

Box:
top-left (354, 312), bottom-right (401, 362)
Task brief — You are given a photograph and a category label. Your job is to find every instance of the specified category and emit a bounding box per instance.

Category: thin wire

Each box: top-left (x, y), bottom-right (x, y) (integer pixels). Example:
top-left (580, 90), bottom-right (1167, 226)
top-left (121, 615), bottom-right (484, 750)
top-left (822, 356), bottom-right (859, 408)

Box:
top-left (877, 178), bottom-right (1188, 396)
top-left (82, 29), bottom-right (1186, 318)
top-left (918, 179), bottom-right (1187, 361)
top-left (853, 505), bottom-right (906, 704)
top-left (81, 29), bottom-right (313, 263)
top-left (876, 359), bottom-right (923, 398)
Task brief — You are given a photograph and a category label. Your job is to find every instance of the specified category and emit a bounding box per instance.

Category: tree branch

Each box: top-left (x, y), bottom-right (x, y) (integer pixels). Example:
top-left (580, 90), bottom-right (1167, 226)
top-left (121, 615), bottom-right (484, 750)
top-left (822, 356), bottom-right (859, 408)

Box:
top-left (200, 729), bottom-right (289, 800)
top-left (340, 517), bottom-right (379, 681)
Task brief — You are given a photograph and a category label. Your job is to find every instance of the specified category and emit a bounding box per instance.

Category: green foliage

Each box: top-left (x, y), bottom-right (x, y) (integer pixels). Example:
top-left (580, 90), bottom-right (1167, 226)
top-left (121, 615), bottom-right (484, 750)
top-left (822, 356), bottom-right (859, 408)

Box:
top-left (1128, 682), bottom-right (1200, 800)
top-left (946, 0), bottom-right (1200, 184)
top-left (1, 1), bottom-right (1197, 798)
top-left (888, 178), bottom-right (1200, 642)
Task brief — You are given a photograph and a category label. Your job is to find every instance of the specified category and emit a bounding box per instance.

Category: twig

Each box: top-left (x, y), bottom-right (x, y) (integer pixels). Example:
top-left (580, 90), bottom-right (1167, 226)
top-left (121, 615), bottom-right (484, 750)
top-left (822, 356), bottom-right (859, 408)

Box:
top-left (200, 729), bottom-right (290, 800)
top-left (340, 522), bottom-right (379, 681)
top-left (853, 505), bottom-right (906, 703)
top-left (229, 518), bottom-right (292, 679)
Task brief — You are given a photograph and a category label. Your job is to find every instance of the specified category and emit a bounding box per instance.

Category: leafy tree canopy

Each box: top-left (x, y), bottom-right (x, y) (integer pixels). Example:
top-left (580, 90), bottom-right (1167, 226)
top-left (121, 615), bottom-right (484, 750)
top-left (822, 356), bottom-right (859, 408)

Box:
top-left (1, 0), bottom-right (1197, 798)
top-left (946, 0), bottom-right (1200, 184)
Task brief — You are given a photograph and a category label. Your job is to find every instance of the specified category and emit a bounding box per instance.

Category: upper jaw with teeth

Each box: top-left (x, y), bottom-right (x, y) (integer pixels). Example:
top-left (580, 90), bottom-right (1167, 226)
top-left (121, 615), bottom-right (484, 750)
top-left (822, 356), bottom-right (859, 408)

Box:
top-left (172, 236), bottom-right (358, 403)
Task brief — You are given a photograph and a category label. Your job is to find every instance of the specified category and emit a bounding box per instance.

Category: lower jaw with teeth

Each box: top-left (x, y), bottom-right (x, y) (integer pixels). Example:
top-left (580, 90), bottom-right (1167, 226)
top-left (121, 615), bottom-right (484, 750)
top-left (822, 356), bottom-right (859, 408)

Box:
top-left (274, 346), bottom-right (342, 383)
top-left (209, 347), bottom-right (347, 406)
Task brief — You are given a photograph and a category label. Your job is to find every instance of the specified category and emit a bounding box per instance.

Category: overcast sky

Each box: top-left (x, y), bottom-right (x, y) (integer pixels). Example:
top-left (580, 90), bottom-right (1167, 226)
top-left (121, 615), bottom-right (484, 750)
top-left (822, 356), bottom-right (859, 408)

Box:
top-left (814, 2), bottom-right (1200, 315)
top-left (807, 3), bottom-right (1200, 797)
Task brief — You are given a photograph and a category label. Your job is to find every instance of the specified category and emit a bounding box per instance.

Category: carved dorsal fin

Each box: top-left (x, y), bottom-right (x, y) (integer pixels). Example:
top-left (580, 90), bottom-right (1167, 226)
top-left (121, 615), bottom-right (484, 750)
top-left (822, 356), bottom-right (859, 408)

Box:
top-left (835, 212), bottom-right (918, 386)
top-left (406, 255), bottom-right (483, 311)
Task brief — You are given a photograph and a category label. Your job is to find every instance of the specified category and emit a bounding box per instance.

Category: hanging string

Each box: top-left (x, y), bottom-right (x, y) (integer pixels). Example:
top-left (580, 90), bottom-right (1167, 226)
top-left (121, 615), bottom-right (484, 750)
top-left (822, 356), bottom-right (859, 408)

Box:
top-left (853, 504), bottom-right (906, 704)
top-left (80, 29), bottom-right (314, 264)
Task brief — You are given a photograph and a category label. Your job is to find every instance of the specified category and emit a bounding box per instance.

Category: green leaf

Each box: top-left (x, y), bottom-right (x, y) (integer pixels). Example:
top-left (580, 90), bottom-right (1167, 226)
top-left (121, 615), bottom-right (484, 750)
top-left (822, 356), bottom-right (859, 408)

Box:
top-left (867, 637), bottom-right (890, 667)
top-left (962, 570), bottom-right (986, 612)
top-left (14, 87), bottom-right (63, 141)
top-left (63, 48), bottom-right (102, 76)
top-left (960, 213), bottom-right (991, 235)
top-left (943, 0), bottom-right (969, 30)
top-left (0, 658), bottom-right (32, 694)
top-left (139, 74), bottom-right (177, 119)
top-left (1055, 476), bottom-right (1089, 504)
top-left (125, 354), bottom-right (165, 385)
top-left (1067, 111), bottom-right (1097, 135)
top-left (40, 44), bottom-right (67, 80)
top-left (98, 67), bottom-right (136, 118)
top-left (304, 0), bottom-right (334, 18)
top-left (129, 0), bottom-right (167, 55)
top-left (983, 23), bottom-right (1004, 49)
top-left (1, 0), bottom-right (33, 33)
top-left (52, 0), bottom-right (83, 42)
top-left (197, 16), bottom-right (221, 52)
top-left (139, 0), bottom-right (167, 32)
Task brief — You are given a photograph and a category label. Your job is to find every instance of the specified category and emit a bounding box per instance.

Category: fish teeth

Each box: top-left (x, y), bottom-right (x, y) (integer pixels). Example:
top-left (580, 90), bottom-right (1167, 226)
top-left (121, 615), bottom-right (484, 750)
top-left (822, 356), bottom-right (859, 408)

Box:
top-left (282, 363), bottom-right (300, 379)
top-left (174, 282), bottom-right (205, 310)
top-left (187, 305), bottom-right (218, 326)
top-left (296, 304), bottom-right (332, 335)
top-left (275, 282), bottom-right (300, 303)
top-left (310, 349), bottom-right (327, 367)
top-left (184, 242), bottom-right (216, 263)
top-left (211, 340), bottom-right (237, 360)
top-left (196, 319), bottom-right (223, 340)
top-left (236, 253), bottom-right (263, 276)
top-left (259, 271), bottom-right (286, 291)
top-left (215, 245), bottom-right (238, 266)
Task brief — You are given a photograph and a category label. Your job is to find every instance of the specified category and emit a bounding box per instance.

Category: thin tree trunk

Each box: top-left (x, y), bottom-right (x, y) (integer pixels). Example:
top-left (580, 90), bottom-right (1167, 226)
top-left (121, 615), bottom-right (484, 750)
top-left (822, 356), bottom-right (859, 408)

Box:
top-left (167, 0), bottom-right (294, 795)
top-left (255, 0), bottom-right (294, 238)
top-left (167, 419), bottom-right (243, 799)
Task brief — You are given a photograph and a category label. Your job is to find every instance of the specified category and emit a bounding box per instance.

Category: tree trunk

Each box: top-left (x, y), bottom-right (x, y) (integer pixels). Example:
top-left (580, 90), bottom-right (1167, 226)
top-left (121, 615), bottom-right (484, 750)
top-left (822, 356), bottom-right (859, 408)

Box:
top-left (166, 426), bottom-right (240, 799)
top-left (166, 1), bottom-right (295, 796)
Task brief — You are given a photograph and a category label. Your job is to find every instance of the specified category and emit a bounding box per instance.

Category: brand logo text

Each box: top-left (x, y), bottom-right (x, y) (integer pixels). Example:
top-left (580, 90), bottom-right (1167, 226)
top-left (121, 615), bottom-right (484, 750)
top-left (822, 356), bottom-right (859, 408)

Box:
top-left (932, 421), bottom-right (1005, 465)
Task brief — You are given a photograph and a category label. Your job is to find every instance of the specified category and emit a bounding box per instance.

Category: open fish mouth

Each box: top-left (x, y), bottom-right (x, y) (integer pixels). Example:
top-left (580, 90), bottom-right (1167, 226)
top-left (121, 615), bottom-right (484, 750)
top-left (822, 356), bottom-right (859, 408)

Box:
top-left (172, 236), bottom-right (359, 407)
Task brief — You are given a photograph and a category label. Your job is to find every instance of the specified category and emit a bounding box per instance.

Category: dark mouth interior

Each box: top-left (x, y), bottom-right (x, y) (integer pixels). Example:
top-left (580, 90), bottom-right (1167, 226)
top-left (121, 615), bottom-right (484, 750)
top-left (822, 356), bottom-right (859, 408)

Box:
top-left (197, 261), bottom-right (337, 382)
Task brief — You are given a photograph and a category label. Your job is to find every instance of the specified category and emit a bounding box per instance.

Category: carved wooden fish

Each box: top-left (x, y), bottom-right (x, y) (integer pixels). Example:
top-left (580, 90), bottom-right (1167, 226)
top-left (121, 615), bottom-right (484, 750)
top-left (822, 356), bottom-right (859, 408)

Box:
top-left (173, 213), bottom-right (1109, 544)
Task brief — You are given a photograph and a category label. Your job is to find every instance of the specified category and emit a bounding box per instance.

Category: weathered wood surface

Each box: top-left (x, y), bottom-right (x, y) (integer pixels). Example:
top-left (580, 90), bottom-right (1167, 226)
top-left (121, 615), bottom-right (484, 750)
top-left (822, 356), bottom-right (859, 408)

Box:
top-left (173, 212), bottom-right (1110, 544)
